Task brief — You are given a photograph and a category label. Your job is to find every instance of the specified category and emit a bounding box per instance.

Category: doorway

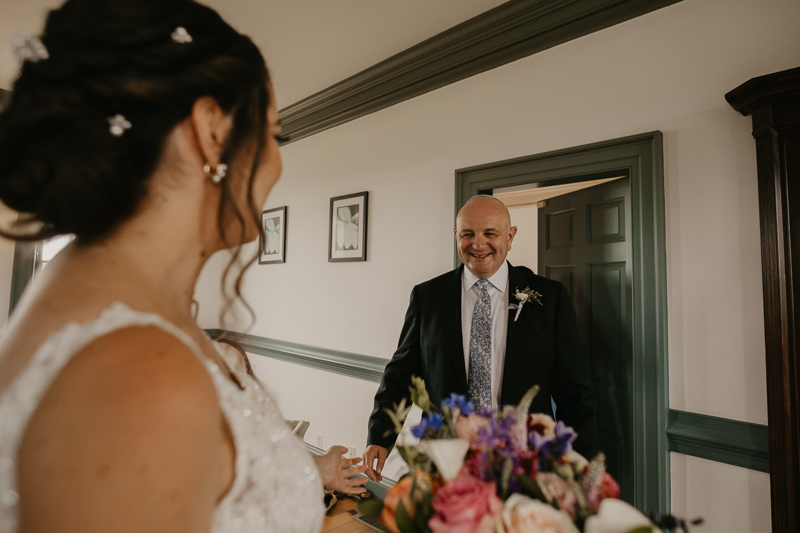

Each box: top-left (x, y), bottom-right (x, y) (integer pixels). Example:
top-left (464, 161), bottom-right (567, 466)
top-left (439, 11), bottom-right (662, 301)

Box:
top-left (496, 176), bottom-right (633, 503)
top-left (454, 132), bottom-right (668, 515)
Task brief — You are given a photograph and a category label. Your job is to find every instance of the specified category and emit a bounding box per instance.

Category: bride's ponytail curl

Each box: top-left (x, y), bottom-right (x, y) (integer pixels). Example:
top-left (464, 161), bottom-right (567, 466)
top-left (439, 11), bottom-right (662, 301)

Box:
top-left (0, 0), bottom-right (269, 325)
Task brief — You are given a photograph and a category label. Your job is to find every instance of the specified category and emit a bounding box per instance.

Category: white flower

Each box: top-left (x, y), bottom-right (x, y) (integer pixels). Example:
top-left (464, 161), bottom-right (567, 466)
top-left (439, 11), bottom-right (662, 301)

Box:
top-left (516, 293), bottom-right (529, 302)
top-left (336, 206), bottom-right (360, 250)
top-left (564, 450), bottom-right (589, 476)
top-left (501, 493), bottom-right (580, 533)
top-left (583, 499), bottom-right (659, 533)
top-left (264, 217), bottom-right (280, 254)
top-left (419, 438), bottom-right (469, 482)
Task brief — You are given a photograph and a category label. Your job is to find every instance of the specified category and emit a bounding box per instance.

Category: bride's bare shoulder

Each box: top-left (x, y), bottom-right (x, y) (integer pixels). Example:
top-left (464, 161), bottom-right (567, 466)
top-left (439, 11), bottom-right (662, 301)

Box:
top-left (26, 324), bottom-right (220, 426)
top-left (17, 326), bottom-right (224, 531)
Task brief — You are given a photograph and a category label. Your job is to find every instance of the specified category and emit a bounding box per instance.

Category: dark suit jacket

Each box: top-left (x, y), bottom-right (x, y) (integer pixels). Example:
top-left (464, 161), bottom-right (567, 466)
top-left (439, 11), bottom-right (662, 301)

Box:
top-left (367, 262), bottom-right (599, 458)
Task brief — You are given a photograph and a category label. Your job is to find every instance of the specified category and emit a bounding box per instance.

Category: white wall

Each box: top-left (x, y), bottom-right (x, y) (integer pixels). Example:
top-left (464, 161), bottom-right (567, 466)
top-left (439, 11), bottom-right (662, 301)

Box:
top-left (193, 250), bottom-right (224, 330)
top-left (506, 204), bottom-right (538, 273)
top-left (671, 453), bottom-right (772, 531)
top-left (194, 0), bottom-right (799, 528)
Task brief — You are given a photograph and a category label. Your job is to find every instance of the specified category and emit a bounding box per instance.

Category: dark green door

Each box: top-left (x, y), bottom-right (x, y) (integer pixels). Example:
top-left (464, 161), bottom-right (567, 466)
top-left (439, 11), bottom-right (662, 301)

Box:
top-left (537, 177), bottom-right (633, 503)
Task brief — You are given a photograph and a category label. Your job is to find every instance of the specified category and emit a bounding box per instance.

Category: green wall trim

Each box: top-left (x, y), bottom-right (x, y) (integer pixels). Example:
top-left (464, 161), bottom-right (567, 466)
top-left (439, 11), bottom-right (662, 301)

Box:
top-left (304, 442), bottom-right (396, 500)
top-left (206, 329), bottom-right (387, 383)
top-left (455, 131), bottom-right (670, 515)
top-left (279, 0), bottom-right (683, 144)
top-left (666, 410), bottom-right (769, 473)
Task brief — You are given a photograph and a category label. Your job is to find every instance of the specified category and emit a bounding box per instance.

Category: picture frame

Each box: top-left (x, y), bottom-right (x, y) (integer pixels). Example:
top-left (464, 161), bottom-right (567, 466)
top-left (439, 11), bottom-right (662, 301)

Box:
top-left (328, 191), bottom-right (368, 262)
top-left (259, 206), bottom-right (287, 264)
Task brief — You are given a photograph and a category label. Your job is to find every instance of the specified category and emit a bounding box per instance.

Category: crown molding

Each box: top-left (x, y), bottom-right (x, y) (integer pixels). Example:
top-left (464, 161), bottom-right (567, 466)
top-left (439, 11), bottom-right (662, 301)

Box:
top-left (279, 0), bottom-right (684, 144)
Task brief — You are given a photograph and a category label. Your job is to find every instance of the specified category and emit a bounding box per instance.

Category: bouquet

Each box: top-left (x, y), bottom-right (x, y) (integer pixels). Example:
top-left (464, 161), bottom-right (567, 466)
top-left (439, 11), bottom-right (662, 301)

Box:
top-left (360, 377), bottom-right (696, 533)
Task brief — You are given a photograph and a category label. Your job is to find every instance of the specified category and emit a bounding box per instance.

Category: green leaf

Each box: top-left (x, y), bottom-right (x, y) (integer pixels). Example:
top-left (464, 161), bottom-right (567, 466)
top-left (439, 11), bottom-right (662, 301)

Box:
top-left (517, 474), bottom-right (547, 503)
top-left (516, 385), bottom-right (540, 424)
top-left (415, 497), bottom-right (434, 533)
top-left (383, 397), bottom-right (412, 435)
top-left (624, 528), bottom-right (654, 533)
top-left (396, 500), bottom-right (419, 533)
top-left (500, 458), bottom-right (513, 499)
top-left (409, 376), bottom-right (434, 413)
top-left (358, 497), bottom-right (384, 518)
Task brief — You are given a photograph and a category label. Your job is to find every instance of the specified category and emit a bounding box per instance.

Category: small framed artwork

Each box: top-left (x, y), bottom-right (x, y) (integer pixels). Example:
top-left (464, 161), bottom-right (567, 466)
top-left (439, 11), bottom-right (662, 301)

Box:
top-left (259, 206), bottom-right (287, 264)
top-left (328, 191), bottom-right (368, 262)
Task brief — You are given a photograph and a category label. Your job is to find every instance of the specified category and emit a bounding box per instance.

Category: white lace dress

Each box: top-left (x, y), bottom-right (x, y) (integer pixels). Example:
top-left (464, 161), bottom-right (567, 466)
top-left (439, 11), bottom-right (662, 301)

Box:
top-left (0, 303), bottom-right (324, 532)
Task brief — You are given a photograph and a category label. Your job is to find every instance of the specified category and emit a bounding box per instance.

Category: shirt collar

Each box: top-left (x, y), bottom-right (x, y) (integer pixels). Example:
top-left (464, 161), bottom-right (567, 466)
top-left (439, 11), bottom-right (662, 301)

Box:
top-left (462, 261), bottom-right (509, 294)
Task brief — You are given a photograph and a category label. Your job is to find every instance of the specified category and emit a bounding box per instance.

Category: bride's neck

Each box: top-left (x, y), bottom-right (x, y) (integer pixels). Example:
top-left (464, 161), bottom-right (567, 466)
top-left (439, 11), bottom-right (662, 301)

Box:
top-left (57, 186), bottom-right (221, 320)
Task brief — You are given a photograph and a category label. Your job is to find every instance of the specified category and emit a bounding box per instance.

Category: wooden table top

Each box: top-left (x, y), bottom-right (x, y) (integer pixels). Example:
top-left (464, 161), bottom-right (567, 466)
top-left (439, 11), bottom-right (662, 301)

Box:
top-left (321, 496), bottom-right (381, 533)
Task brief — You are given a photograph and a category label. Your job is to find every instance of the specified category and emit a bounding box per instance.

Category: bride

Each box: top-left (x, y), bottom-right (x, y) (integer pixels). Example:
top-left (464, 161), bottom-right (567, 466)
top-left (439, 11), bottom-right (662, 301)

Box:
top-left (0, 0), bottom-right (365, 531)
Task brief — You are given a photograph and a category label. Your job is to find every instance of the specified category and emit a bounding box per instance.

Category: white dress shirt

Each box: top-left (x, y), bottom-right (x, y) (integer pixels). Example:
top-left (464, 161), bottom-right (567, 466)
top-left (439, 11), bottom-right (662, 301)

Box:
top-left (461, 261), bottom-right (509, 410)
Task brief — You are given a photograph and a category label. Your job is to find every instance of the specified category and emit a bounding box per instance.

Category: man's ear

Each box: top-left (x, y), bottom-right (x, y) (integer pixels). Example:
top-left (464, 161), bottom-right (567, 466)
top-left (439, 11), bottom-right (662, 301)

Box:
top-left (508, 226), bottom-right (518, 249)
top-left (190, 96), bottom-right (234, 165)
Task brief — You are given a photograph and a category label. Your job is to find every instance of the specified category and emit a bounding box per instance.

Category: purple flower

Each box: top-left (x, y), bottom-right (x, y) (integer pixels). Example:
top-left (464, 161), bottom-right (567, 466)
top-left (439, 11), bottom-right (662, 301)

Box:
top-left (475, 411), bottom-right (522, 457)
top-left (552, 421), bottom-right (577, 455)
top-left (442, 393), bottom-right (475, 416)
top-left (529, 431), bottom-right (553, 451)
top-left (531, 421), bottom-right (578, 472)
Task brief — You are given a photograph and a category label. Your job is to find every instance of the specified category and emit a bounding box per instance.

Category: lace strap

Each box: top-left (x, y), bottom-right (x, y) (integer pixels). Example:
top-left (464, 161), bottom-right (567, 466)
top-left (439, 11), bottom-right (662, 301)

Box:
top-left (0, 302), bottom-right (214, 460)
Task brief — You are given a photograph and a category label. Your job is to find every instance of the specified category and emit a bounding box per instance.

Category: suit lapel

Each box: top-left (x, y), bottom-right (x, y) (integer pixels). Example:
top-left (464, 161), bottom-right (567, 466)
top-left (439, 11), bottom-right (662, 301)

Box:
top-left (436, 266), bottom-right (468, 389)
top-left (503, 263), bottom-right (532, 402)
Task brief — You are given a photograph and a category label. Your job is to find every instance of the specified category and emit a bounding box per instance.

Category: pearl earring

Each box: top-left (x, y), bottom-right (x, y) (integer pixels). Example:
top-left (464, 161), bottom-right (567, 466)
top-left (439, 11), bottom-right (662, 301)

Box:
top-left (204, 162), bottom-right (227, 183)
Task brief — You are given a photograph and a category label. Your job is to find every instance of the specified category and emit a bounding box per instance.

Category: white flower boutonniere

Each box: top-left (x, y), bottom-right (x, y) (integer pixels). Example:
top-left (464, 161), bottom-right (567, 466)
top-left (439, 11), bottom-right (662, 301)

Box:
top-left (511, 286), bottom-right (543, 322)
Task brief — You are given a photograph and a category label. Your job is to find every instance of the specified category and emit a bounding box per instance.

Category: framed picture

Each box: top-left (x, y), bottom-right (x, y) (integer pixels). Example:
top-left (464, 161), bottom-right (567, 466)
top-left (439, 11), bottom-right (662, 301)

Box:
top-left (328, 191), bottom-right (368, 262)
top-left (259, 206), bottom-right (287, 264)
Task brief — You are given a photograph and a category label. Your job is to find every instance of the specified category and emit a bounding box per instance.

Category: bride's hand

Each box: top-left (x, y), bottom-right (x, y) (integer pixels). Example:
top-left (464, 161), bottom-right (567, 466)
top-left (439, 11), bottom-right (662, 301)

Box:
top-left (313, 445), bottom-right (369, 495)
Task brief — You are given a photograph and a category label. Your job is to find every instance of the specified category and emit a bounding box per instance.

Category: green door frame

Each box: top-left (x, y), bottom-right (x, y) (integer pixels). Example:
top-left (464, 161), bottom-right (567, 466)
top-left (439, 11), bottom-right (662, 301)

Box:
top-left (454, 131), bottom-right (669, 515)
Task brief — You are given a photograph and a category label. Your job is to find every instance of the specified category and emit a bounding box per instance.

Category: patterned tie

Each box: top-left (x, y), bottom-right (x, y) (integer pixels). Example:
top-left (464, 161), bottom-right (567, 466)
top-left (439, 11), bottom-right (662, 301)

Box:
top-left (468, 279), bottom-right (492, 412)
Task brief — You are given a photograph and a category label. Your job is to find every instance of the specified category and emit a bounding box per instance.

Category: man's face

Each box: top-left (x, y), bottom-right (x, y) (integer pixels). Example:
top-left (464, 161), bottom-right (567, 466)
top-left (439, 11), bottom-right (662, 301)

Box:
top-left (454, 198), bottom-right (517, 279)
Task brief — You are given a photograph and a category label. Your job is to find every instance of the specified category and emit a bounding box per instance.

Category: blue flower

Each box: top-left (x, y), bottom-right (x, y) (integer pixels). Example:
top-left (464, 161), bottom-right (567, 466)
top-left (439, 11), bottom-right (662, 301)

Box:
top-left (427, 413), bottom-right (444, 430)
top-left (411, 413), bottom-right (444, 439)
top-left (442, 393), bottom-right (475, 416)
top-left (411, 418), bottom-right (428, 439)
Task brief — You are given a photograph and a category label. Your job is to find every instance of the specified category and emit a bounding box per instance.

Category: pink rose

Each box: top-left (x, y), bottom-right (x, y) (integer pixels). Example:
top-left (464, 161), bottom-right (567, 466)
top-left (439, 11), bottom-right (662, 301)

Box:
top-left (429, 470), bottom-right (503, 533)
top-left (528, 413), bottom-right (556, 438)
top-left (599, 472), bottom-right (620, 500)
top-left (456, 413), bottom-right (490, 449)
top-left (537, 473), bottom-right (579, 520)
top-left (502, 494), bottom-right (580, 533)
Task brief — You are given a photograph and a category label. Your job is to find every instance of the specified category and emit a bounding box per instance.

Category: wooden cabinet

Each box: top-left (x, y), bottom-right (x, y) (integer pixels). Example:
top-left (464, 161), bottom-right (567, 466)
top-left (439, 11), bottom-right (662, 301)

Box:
top-left (727, 66), bottom-right (800, 533)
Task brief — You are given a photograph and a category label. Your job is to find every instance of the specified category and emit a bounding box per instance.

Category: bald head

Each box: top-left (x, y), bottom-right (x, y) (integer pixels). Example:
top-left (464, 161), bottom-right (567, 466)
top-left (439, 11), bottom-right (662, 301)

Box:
top-left (457, 195), bottom-right (512, 231)
top-left (454, 196), bottom-right (517, 279)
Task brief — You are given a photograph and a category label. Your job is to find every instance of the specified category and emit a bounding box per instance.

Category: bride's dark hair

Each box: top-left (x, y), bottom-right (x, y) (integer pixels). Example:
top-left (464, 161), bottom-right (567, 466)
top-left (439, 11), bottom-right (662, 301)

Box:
top-left (0, 0), bottom-right (270, 324)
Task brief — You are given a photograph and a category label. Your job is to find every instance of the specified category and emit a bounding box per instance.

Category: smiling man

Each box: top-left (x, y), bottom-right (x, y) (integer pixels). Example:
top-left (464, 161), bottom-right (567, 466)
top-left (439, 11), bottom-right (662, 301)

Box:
top-left (363, 195), bottom-right (598, 482)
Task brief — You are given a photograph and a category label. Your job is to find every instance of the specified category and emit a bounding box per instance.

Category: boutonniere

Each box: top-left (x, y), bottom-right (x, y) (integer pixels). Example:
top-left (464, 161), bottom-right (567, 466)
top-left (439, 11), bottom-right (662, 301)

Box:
top-left (509, 286), bottom-right (543, 322)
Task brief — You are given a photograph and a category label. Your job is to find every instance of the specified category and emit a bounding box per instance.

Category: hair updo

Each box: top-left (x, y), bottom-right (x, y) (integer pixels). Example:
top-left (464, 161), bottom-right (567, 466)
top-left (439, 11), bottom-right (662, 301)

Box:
top-left (0, 0), bottom-right (269, 243)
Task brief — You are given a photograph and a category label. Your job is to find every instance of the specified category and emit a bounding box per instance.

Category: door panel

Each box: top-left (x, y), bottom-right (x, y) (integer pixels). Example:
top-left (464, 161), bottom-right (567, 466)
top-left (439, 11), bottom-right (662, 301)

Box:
top-left (544, 266), bottom-right (574, 296)
top-left (538, 178), bottom-right (633, 503)
top-left (545, 209), bottom-right (575, 249)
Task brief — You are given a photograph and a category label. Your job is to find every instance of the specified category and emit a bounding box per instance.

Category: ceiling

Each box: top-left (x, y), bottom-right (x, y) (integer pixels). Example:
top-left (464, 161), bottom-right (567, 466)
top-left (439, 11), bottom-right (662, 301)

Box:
top-left (0, 0), bottom-right (508, 106)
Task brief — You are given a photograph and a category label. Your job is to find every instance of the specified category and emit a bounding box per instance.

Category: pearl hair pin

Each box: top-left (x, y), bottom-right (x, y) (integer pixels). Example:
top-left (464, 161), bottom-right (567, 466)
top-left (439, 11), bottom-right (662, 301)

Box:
top-left (171, 27), bottom-right (192, 44)
top-left (108, 114), bottom-right (132, 137)
top-left (10, 31), bottom-right (49, 65)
